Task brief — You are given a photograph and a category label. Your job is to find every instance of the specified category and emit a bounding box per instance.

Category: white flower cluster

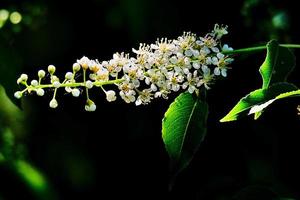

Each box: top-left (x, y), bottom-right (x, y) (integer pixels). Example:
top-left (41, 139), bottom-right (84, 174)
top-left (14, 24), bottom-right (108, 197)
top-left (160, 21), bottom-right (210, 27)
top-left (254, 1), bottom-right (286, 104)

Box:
top-left (15, 24), bottom-right (234, 111)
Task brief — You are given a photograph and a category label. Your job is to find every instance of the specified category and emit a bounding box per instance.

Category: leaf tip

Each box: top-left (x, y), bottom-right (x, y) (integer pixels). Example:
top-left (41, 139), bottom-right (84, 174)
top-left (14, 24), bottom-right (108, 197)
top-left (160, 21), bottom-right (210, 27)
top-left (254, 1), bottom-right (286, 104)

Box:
top-left (220, 116), bottom-right (231, 122)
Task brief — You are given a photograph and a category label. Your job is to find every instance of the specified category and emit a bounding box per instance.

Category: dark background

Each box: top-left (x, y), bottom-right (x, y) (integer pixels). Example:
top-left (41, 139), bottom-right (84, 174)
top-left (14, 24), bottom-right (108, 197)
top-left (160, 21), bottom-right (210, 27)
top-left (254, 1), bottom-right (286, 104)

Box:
top-left (0, 0), bottom-right (300, 199)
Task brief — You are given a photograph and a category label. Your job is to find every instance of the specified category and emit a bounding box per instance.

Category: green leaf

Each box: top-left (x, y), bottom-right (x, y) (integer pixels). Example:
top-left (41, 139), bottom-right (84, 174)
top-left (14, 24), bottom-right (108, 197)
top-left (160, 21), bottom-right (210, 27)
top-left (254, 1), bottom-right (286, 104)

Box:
top-left (162, 92), bottom-right (208, 175)
top-left (220, 82), bottom-right (297, 122)
top-left (259, 40), bottom-right (295, 89)
top-left (275, 89), bottom-right (300, 99)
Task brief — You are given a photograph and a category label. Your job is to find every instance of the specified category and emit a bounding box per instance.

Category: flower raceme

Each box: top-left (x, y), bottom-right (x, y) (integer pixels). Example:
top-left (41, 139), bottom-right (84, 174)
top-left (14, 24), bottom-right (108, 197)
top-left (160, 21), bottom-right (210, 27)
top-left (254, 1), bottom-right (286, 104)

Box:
top-left (14, 24), bottom-right (234, 111)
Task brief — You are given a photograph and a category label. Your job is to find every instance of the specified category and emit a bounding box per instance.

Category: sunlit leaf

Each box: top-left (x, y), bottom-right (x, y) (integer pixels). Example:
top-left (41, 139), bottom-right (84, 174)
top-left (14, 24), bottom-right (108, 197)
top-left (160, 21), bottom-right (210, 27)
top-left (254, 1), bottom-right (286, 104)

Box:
top-left (13, 160), bottom-right (57, 200)
top-left (162, 92), bottom-right (208, 176)
top-left (259, 40), bottom-right (295, 89)
top-left (0, 85), bottom-right (24, 136)
top-left (220, 82), bottom-right (297, 122)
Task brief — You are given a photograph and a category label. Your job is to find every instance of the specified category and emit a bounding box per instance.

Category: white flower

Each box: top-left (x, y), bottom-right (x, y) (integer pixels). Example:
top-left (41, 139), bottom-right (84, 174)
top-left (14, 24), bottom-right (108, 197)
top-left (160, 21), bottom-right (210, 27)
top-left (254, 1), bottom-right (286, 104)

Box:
top-left (135, 89), bottom-right (153, 106)
top-left (212, 53), bottom-right (233, 77)
top-left (95, 68), bottom-right (109, 81)
top-left (192, 62), bottom-right (201, 69)
top-left (120, 90), bottom-right (136, 103)
top-left (182, 71), bottom-right (200, 93)
top-left (222, 44), bottom-right (233, 51)
top-left (102, 52), bottom-right (128, 77)
top-left (151, 38), bottom-right (176, 55)
top-left (14, 91), bottom-right (22, 99)
top-left (213, 24), bottom-right (228, 39)
top-left (197, 36), bottom-right (219, 52)
top-left (154, 88), bottom-right (170, 99)
top-left (174, 32), bottom-right (196, 50)
top-left (166, 71), bottom-right (184, 92)
top-left (106, 90), bottom-right (117, 102)
top-left (36, 88), bottom-right (45, 96)
top-left (199, 66), bottom-right (214, 89)
top-left (49, 99), bottom-right (58, 108)
top-left (145, 69), bottom-right (165, 92)
top-left (77, 56), bottom-right (91, 70)
top-left (169, 56), bottom-right (178, 64)
top-left (123, 65), bottom-right (143, 87)
top-left (184, 49), bottom-right (193, 57)
top-left (88, 60), bottom-right (101, 73)
top-left (72, 88), bottom-right (80, 97)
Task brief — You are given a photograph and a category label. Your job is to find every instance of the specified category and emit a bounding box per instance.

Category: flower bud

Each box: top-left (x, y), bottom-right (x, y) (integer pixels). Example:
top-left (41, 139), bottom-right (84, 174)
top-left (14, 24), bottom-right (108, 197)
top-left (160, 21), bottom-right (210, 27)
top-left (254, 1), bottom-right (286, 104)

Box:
top-left (85, 80), bottom-right (93, 89)
top-left (36, 88), bottom-right (45, 96)
top-left (49, 99), bottom-right (58, 108)
top-left (71, 88), bottom-right (80, 97)
top-left (72, 63), bottom-right (81, 72)
top-left (38, 70), bottom-right (46, 78)
top-left (17, 78), bottom-right (22, 84)
top-left (31, 79), bottom-right (38, 86)
top-left (17, 74), bottom-right (28, 84)
top-left (106, 90), bottom-right (116, 102)
top-left (65, 72), bottom-right (73, 80)
top-left (51, 75), bottom-right (59, 83)
top-left (14, 91), bottom-right (22, 99)
top-left (48, 65), bottom-right (56, 74)
top-left (85, 100), bottom-right (96, 112)
top-left (53, 81), bottom-right (61, 88)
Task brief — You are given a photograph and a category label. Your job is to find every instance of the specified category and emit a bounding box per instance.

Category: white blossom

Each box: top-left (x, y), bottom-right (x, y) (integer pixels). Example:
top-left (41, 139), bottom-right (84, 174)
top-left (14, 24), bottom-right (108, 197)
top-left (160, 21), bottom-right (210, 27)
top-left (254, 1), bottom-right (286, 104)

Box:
top-left (85, 100), bottom-right (96, 112)
top-left (213, 24), bottom-right (228, 39)
top-left (49, 99), bottom-right (58, 108)
top-left (135, 89), bottom-right (153, 105)
top-left (15, 24), bottom-right (234, 108)
top-left (36, 88), bottom-right (45, 96)
top-left (222, 44), bottom-right (233, 51)
top-left (14, 91), bottom-right (22, 99)
top-left (77, 56), bottom-right (91, 70)
top-left (106, 90), bottom-right (117, 102)
top-left (72, 88), bottom-right (80, 97)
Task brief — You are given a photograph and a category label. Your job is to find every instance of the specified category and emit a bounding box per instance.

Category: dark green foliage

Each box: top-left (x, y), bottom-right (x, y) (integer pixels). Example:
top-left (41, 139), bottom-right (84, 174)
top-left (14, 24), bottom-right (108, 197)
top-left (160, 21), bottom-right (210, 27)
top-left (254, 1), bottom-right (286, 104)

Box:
top-left (162, 92), bottom-right (208, 179)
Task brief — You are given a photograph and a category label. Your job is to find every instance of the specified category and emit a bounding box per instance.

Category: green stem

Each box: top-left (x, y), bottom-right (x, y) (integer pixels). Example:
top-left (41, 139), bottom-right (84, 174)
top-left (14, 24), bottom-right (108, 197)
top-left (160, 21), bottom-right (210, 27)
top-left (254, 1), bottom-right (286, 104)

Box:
top-left (222, 44), bottom-right (300, 55)
top-left (25, 79), bottom-right (123, 90)
top-left (83, 69), bottom-right (89, 99)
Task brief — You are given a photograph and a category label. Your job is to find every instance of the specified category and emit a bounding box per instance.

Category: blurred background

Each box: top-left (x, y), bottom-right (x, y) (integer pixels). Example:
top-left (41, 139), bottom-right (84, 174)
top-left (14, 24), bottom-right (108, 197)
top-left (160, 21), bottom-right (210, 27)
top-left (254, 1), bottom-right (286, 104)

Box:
top-left (0, 0), bottom-right (300, 199)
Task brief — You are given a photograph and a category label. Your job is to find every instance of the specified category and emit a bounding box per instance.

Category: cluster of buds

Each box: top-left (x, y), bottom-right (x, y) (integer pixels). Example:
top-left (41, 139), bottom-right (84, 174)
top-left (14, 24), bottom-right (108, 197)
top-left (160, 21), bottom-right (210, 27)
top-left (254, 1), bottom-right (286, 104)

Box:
top-left (15, 24), bottom-right (234, 111)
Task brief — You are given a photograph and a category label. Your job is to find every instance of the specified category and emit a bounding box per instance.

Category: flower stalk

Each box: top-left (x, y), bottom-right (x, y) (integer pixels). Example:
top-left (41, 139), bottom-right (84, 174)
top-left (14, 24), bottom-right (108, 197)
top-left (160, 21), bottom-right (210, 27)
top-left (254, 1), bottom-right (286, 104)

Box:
top-left (14, 24), bottom-right (236, 110)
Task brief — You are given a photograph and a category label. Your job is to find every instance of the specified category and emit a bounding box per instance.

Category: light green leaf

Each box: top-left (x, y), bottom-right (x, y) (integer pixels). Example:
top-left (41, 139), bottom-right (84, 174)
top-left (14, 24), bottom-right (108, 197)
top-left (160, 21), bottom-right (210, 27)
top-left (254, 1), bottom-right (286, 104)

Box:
top-left (275, 89), bottom-right (300, 99)
top-left (220, 82), bottom-right (297, 122)
top-left (259, 40), bottom-right (295, 89)
top-left (162, 92), bottom-right (208, 175)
